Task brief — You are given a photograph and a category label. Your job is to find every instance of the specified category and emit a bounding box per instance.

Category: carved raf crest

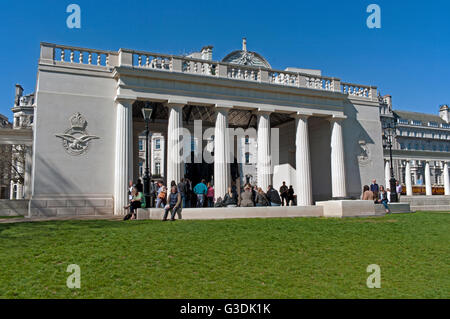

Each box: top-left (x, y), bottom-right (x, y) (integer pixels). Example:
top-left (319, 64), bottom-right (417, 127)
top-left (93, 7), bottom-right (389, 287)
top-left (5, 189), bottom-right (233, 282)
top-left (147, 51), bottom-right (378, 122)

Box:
top-left (357, 139), bottom-right (371, 166)
top-left (55, 113), bottom-right (99, 156)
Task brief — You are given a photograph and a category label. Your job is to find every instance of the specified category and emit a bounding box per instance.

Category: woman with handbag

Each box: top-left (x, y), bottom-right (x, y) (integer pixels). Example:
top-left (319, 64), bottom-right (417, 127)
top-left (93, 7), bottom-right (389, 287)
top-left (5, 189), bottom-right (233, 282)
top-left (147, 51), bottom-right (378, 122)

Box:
top-left (156, 186), bottom-right (167, 208)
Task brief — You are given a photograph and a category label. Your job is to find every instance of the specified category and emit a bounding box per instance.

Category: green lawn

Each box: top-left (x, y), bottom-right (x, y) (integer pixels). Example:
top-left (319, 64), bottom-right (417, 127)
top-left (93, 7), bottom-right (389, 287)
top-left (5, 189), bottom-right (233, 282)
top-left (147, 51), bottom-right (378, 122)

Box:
top-left (0, 212), bottom-right (448, 299)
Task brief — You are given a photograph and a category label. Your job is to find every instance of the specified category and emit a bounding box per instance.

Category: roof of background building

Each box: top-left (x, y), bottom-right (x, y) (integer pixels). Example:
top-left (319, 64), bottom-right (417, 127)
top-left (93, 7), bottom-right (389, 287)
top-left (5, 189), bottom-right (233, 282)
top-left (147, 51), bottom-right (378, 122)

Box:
top-left (394, 110), bottom-right (445, 125)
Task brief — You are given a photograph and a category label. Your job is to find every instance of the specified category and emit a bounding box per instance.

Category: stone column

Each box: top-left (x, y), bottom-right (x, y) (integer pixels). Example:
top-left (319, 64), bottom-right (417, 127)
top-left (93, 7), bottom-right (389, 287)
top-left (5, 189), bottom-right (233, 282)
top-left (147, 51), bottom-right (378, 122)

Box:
top-left (114, 98), bottom-right (134, 215)
top-left (256, 110), bottom-right (272, 191)
top-left (329, 116), bottom-right (347, 199)
top-left (294, 113), bottom-right (313, 206)
top-left (166, 103), bottom-right (185, 185)
top-left (443, 161), bottom-right (450, 195)
top-left (405, 160), bottom-right (413, 196)
top-left (23, 146), bottom-right (32, 199)
top-left (385, 160), bottom-right (390, 189)
top-left (214, 105), bottom-right (231, 199)
top-left (425, 161), bottom-right (432, 196)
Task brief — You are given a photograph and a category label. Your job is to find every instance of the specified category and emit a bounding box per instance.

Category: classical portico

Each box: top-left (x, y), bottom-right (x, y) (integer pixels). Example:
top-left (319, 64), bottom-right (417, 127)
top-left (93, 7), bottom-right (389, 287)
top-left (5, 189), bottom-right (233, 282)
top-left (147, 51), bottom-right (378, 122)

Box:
top-left (27, 42), bottom-right (387, 217)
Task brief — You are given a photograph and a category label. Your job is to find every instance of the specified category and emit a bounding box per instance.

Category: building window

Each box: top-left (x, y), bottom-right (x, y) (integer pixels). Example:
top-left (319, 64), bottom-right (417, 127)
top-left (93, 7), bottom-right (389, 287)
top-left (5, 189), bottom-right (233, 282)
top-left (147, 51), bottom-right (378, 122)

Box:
top-left (245, 152), bottom-right (250, 164)
top-left (14, 117), bottom-right (19, 127)
top-left (139, 162), bottom-right (143, 176)
top-left (398, 118), bottom-right (408, 125)
top-left (245, 136), bottom-right (249, 144)
top-left (139, 140), bottom-right (144, 151)
top-left (155, 139), bottom-right (161, 150)
top-left (411, 120), bottom-right (422, 126)
top-left (442, 123), bottom-right (450, 129)
top-left (155, 162), bottom-right (161, 175)
top-left (428, 122), bottom-right (438, 128)
top-left (400, 143), bottom-right (405, 150)
top-left (12, 185), bottom-right (17, 199)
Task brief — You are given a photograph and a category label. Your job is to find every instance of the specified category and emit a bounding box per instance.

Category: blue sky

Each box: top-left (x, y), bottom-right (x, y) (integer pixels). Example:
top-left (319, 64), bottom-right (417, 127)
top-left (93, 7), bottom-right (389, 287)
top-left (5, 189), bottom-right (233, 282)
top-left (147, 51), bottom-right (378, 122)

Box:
top-left (0, 0), bottom-right (448, 121)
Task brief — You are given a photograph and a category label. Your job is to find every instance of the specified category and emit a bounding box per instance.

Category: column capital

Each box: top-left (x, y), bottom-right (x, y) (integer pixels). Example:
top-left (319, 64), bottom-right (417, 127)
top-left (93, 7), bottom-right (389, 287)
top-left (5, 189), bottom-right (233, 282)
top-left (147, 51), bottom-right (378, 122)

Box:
top-left (253, 107), bottom-right (273, 116)
top-left (291, 111), bottom-right (313, 119)
top-left (215, 103), bottom-right (233, 111)
top-left (114, 96), bottom-right (136, 105)
top-left (164, 98), bottom-right (187, 108)
top-left (326, 114), bottom-right (347, 123)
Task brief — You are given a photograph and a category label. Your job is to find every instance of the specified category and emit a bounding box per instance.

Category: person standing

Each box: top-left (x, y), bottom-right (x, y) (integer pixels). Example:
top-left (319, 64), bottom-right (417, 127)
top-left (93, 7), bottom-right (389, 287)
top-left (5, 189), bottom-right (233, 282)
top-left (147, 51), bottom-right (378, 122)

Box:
top-left (184, 178), bottom-right (192, 208)
top-left (206, 182), bottom-right (215, 207)
top-left (396, 181), bottom-right (402, 200)
top-left (279, 182), bottom-right (289, 206)
top-left (194, 179), bottom-right (208, 208)
top-left (178, 178), bottom-right (186, 208)
top-left (156, 186), bottom-right (167, 208)
top-left (370, 179), bottom-right (379, 199)
top-left (287, 185), bottom-right (295, 206)
top-left (135, 179), bottom-right (143, 193)
top-left (162, 185), bottom-right (182, 221)
top-left (128, 180), bottom-right (134, 202)
top-left (266, 185), bottom-right (282, 206)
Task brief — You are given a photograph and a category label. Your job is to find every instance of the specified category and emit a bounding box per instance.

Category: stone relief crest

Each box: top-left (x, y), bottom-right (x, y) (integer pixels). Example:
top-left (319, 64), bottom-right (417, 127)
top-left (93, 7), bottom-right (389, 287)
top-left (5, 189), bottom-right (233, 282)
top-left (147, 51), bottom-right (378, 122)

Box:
top-left (356, 139), bottom-right (372, 166)
top-left (55, 112), bottom-right (99, 156)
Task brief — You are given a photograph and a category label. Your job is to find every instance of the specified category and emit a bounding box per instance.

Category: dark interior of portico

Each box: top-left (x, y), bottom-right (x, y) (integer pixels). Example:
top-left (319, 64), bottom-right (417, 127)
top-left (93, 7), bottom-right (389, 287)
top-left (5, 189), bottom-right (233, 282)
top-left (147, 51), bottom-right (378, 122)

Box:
top-left (130, 101), bottom-right (334, 202)
top-left (131, 101), bottom-right (294, 187)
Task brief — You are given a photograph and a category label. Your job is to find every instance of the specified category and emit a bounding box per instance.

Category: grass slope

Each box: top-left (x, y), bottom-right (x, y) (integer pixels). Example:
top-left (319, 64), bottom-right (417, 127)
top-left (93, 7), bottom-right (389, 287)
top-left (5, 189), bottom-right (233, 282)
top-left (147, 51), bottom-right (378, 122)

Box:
top-left (0, 212), bottom-right (448, 298)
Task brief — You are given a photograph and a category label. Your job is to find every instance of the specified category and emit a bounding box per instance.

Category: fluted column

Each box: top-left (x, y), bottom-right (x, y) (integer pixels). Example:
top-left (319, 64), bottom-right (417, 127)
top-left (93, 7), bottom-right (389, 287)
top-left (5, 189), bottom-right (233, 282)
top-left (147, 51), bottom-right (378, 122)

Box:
top-left (329, 116), bottom-right (347, 199)
top-left (23, 146), bottom-right (32, 199)
top-left (405, 160), bottom-right (413, 196)
top-left (385, 160), bottom-right (390, 189)
top-left (294, 113), bottom-right (313, 206)
top-left (114, 98), bottom-right (134, 215)
top-left (214, 106), bottom-right (231, 199)
top-left (443, 161), bottom-right (449, 195)
top-left (425, 161), bottom-right (432, 196)
top-left (256, 110), bottom-right (272, 191)
top-left (166, 103), bottom-right (185, 185)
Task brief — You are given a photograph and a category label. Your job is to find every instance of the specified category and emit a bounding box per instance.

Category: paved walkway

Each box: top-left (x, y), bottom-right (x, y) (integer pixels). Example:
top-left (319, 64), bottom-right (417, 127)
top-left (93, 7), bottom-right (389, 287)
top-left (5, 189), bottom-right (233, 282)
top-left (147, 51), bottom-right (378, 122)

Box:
top-left (0, 215), bottom-right (121, 224)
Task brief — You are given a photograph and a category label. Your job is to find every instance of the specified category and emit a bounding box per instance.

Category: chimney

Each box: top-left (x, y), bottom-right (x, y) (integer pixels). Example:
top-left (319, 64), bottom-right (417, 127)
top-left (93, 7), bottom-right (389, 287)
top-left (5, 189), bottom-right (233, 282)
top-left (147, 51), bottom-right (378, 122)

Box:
top-left (383, 95), bottom-right (392, 109)
top-left (15, 84), bottom-right (23, 106)
top-left (201, 46), bottom-right (213, 60)
top-left (439, 104), bottom-right (449, 123)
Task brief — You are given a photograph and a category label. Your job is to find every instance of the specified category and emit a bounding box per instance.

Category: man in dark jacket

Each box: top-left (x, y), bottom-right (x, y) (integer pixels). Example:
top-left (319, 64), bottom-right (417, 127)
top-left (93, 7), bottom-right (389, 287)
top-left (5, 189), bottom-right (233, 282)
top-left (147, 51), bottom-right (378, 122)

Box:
top-left (266, 185), bottom-right (282, 206)
top-left (279, 182), bottom-right (288, 206)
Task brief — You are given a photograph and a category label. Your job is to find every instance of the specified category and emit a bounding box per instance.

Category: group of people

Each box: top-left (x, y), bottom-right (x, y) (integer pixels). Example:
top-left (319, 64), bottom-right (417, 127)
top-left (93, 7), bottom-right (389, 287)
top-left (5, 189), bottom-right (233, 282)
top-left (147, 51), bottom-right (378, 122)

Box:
top-left (361, 179), bottom-right (403, 214)
top-left (123, 178), bottom-right (297, 221)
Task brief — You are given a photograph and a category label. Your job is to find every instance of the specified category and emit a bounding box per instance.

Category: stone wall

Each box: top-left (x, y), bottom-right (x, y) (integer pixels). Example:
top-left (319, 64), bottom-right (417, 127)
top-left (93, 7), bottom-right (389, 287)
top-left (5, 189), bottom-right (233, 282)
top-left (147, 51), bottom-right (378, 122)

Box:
top-left (400, 195), bottom-right (450, 212)
top-left (0, 199), bottom-right (29, 216)
top-left (29, 196), bottom-right (113, 217)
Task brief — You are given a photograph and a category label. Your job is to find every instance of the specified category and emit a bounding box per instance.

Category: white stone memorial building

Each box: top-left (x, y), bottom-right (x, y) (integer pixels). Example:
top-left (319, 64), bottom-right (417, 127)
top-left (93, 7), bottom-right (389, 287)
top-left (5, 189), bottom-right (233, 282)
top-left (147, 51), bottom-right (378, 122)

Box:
top-left (2, 39), bottom-right (444, 217)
